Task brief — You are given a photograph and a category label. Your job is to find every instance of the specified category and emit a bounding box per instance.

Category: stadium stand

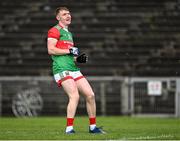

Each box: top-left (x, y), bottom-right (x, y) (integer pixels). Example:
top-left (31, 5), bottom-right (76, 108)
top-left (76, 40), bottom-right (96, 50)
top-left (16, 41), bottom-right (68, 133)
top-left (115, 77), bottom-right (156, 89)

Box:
top-left (0, 0), bottom-right (180, 76)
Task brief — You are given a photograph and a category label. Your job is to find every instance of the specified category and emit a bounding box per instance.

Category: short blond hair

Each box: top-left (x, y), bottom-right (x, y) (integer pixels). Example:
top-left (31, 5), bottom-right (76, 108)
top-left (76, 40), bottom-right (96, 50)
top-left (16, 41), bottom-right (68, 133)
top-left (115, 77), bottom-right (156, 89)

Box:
top-left (55, 7), bottom-right (70, 16)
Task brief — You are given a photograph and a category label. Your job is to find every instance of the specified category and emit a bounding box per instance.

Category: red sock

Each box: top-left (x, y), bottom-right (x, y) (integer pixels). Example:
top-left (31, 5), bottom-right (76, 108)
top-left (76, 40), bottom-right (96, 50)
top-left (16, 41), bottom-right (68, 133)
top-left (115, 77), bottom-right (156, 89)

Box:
top-left (89, 117), bottom-right (96, 125)
top-left (67, 118), bottom-right (74, 126)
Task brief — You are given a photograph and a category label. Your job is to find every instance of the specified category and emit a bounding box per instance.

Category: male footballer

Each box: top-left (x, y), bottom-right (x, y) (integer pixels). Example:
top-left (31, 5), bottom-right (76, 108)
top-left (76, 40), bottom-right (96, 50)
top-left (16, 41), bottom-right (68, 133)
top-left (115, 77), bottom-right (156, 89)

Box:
top-left (47, 7), bottom-right (104, 134)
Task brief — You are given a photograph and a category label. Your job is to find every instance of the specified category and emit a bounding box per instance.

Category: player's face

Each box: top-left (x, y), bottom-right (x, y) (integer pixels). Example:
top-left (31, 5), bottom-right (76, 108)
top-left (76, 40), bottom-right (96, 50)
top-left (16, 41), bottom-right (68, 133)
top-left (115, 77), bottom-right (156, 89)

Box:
top-left (57, 10), bottom-right (71, 26)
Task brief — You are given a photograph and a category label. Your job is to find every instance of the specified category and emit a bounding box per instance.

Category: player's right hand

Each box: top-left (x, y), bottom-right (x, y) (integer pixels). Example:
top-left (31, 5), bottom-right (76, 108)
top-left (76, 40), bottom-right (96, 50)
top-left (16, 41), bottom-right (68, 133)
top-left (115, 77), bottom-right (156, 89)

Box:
top-left (69, 47), bottom-right (79, 56)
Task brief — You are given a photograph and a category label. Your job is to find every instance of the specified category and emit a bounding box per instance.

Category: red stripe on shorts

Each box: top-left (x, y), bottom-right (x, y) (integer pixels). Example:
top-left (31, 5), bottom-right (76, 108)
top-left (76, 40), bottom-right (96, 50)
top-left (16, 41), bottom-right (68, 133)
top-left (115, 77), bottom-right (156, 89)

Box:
top-left (57, 76), bottom-right (73, 87)
top-left (74, 76), bottom-right (84, 81)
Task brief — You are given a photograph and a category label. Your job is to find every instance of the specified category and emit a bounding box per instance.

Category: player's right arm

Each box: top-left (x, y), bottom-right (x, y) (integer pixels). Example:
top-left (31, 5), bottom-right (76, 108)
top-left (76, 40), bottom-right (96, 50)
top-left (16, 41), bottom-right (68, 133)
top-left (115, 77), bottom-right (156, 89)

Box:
top-left (47, 27), bottom-right (70, 55)
top-left (47, 38), bottom-right (70, 55)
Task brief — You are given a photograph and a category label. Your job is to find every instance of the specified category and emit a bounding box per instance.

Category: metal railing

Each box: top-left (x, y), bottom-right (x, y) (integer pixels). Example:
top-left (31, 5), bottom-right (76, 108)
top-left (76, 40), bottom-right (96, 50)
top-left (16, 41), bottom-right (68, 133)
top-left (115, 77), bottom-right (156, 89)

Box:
top-left (0, 76), bottom-right (179, 117)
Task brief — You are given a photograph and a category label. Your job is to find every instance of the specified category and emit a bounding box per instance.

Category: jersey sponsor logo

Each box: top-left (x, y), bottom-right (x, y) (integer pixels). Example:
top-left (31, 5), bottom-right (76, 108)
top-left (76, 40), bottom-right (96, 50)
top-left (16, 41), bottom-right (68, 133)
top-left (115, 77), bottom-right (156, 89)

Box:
top-left (63, 40), bottom-right (73, 45)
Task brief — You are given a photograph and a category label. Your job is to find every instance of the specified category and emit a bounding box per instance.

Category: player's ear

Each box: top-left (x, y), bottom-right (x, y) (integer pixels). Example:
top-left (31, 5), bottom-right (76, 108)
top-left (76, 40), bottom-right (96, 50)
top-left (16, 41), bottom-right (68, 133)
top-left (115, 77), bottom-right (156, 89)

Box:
top-left (56, 15), bottom-right (60, 21)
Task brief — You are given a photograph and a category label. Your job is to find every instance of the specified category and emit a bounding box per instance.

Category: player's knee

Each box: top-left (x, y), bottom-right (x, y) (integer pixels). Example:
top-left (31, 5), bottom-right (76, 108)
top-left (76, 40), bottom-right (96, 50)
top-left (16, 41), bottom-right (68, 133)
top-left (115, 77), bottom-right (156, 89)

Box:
top-left (70, 94), bottom-right (80, 102)
top-left (86, 94), bottom-right (95, 102)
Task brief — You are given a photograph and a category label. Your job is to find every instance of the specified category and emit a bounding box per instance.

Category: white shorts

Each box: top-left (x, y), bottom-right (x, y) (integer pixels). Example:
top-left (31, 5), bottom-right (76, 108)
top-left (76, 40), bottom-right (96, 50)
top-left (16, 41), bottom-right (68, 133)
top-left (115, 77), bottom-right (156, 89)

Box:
top-left (54, 70), bottom-right (84, 87)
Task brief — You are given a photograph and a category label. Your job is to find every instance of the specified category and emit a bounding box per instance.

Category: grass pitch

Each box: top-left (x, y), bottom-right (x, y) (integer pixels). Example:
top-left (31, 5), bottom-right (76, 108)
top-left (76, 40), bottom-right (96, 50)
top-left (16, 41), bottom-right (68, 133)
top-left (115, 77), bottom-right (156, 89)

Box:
top-left (0, 116), bottom-right (180, 140)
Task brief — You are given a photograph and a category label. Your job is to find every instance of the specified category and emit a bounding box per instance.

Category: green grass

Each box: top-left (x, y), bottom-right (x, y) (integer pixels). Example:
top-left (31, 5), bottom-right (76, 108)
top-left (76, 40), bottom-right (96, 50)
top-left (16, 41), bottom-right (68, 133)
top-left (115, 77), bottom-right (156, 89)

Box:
top-left (0, 116), bottom-right (180, 140)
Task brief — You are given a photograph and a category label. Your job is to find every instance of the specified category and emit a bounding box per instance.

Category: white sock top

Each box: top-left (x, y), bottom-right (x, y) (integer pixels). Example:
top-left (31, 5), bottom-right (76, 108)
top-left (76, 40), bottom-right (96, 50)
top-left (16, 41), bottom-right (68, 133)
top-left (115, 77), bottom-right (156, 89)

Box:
top-left (66, 126), bottom-right (73, 132)
top-left (90, 124), bottom-right (96, 130)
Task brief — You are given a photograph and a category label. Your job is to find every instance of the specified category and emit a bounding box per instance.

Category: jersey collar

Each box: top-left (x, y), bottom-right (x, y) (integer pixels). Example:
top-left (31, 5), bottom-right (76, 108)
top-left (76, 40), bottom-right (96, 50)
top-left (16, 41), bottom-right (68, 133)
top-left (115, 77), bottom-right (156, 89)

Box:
top-left (59, 22), bottom-right (68, 31)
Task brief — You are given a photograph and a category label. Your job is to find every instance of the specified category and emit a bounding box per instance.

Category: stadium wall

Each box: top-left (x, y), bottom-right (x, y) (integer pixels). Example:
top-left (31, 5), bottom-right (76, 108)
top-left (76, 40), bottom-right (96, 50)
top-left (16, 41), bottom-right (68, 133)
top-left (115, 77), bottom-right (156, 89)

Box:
top-left (0, 76), bottom-right (179, 117)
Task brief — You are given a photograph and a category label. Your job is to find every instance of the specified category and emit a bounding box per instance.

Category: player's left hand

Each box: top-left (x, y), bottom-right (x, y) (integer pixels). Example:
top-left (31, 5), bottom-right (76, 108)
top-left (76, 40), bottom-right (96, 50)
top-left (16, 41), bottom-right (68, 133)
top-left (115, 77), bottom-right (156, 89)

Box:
top-left (76, 53), bottom-right (88, 63)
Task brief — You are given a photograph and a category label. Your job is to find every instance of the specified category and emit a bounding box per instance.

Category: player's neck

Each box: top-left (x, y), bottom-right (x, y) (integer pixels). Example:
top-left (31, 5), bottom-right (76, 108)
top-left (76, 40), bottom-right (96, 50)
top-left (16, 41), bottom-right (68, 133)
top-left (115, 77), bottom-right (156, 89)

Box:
top-left (59, 22), bottom-right (68, 29)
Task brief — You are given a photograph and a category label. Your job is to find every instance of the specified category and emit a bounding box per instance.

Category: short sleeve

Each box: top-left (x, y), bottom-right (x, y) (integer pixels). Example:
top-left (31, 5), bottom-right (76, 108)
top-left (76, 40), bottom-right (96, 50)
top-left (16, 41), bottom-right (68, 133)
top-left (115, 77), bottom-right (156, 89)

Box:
top-left (47, 27), bottom-right (60, 39)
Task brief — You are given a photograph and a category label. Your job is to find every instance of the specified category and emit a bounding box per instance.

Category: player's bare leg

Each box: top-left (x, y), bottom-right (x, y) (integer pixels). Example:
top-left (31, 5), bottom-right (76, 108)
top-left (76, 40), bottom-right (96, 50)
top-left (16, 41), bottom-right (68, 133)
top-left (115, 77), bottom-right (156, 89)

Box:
top-left (62, 79), bottom-right (79, 134)
top-left (76, 77), bottom-right (106, 134)
top-left (76, 78), bottom-right (96, 118)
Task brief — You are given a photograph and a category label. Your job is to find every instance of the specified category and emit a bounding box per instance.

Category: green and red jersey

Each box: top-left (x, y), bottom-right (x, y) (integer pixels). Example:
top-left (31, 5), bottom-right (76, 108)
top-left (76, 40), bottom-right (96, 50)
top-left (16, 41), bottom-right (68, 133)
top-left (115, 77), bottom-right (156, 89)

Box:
top-left (47, 24), bottom-right (80, 74)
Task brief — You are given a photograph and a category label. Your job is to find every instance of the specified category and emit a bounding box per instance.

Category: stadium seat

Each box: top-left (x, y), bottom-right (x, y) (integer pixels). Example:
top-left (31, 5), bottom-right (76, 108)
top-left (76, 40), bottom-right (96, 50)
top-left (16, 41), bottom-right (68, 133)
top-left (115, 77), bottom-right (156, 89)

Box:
top-left (0, 0), bottom-right (179, 76)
